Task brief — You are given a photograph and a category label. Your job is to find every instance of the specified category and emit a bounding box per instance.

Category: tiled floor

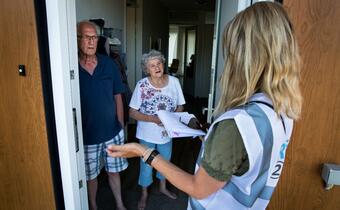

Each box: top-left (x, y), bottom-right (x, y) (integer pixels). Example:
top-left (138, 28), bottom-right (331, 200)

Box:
top-left (96, 95), bottom-right (207, 210)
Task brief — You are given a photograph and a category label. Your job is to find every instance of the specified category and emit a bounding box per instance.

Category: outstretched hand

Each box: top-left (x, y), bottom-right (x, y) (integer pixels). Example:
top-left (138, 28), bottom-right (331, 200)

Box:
top-left (106, 143), bottom-right (147, 158)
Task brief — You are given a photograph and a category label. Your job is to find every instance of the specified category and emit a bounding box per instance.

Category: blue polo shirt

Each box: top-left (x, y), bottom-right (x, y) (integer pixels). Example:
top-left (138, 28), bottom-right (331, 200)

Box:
top-left (79, 54), bottom-right (125, 145)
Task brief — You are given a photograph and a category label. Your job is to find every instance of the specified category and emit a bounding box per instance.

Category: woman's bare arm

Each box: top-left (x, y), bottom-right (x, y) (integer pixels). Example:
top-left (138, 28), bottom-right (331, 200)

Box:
top-left (175, 105), bottom-right (184, 112)
top-left (151, 153), bottom-right (225, 199)
top-left (129, 108), bottom-right (161, 124)
top-left (106, 143), bottom-right (226, 199)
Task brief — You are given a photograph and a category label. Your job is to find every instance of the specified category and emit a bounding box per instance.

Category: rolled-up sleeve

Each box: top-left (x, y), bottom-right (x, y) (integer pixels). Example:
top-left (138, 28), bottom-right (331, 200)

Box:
top-left (201, 119), bottom-right (249, 182)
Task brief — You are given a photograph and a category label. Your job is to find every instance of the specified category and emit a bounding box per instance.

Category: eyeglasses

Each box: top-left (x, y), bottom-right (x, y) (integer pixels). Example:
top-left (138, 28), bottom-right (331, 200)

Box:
top-left (78, 35), bottom-right (98, 41)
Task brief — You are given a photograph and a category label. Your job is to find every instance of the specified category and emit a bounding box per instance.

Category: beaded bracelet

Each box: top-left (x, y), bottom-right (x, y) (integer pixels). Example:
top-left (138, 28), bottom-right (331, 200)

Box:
top-left (145, 150), bottom-right (160, 166)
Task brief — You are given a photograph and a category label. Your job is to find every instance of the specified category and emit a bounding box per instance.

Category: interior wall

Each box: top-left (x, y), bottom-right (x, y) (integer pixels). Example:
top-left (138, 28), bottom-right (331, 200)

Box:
top-left (126, 0), bottom-right (143, 91)
top-left (75, 0), bottom-right (125, 52)
top-left (142, 0), bottom-right (169, 65)
top-left (126, 7), bottom-right (137, 91)
top-left (195, 23), bottom-right (214, 97)
top-left (75, 0), bottom-right (124, 29)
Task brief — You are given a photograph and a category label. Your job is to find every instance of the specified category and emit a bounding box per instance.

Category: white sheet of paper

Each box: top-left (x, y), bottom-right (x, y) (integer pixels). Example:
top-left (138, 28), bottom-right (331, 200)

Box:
top-left (156, 110), bottom-right (206, 138)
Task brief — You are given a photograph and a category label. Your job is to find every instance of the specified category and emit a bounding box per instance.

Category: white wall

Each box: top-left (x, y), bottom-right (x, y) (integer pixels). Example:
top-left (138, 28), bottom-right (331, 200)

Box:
top-left (126, 0), bottom-right (143, 91)
top-left (75, 0), bottom-right (124, 29)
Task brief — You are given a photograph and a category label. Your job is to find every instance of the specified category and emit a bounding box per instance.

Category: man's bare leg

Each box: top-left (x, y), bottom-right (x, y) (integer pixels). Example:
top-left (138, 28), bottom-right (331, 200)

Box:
top-left (87, 178), bottom-right (98, 210)
top-left (107, 172), bottom-right (127, 210)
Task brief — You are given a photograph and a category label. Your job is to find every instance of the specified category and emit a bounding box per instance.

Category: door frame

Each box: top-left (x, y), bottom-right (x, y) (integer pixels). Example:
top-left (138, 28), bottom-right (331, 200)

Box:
top-left (43, 0), bottom-right (276, 209)
top-left (45, 0), bottom-right (88, 209)
top-left (208, 0), bottom-right (273, 123)
top-left (207, 0), bottom-right (251, 123)
top-left (34, 0), bottom-right (65, 209)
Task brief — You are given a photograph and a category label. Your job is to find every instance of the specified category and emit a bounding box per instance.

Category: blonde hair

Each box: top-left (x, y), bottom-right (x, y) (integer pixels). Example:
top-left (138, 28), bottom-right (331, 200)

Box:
top-left (215, 2), bottom-right (302, 119)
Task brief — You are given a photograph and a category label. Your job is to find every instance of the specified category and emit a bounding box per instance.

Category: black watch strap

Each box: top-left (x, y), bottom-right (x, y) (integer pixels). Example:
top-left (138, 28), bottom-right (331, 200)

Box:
top-left (146, 150), bottom-right (160, 165)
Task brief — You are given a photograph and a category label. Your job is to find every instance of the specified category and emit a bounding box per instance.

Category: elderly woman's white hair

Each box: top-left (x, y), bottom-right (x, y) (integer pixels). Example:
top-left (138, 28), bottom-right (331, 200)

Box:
top-left (141, 50), bottom-right (166, 74)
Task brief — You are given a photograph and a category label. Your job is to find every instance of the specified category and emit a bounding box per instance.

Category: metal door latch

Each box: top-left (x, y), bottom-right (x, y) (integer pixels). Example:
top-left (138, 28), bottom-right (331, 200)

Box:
top-left (321, 163), bottom-right (340, 190)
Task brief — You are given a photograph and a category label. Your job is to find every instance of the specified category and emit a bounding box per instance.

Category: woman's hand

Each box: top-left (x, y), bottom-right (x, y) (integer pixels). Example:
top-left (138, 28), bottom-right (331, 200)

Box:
top-left (188, 117), bottom-right (202, 129)
top-left (149, 115), bottom-right (163, 126)
top-left (106, 143), bottom-right (147, 158)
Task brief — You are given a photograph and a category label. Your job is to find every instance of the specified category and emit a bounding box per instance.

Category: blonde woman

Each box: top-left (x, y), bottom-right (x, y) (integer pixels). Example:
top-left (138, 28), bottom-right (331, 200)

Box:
top-left (107, 2), bottom-right (302, 210)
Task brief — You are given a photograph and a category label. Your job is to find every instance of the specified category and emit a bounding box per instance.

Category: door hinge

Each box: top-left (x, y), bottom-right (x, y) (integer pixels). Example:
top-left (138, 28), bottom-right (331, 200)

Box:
top-left (70, 69), bottom-right (75, 80)
top-left (72, 108), bottom-right (79, 152)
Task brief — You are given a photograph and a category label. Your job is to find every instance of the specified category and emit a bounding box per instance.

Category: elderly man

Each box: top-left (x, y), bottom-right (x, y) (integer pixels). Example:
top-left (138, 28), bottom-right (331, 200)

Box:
top-left (77, 21), bottom-right (128, 210)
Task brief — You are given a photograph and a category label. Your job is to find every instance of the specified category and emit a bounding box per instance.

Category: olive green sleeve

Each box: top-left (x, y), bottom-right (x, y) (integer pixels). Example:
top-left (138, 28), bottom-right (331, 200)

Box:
top-left (200, 119), bottom-right (249, 182)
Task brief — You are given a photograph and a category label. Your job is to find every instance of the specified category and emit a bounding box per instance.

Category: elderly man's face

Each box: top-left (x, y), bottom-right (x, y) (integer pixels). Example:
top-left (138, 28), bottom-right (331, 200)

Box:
top-left (78, 24), bottom-right (98, 56)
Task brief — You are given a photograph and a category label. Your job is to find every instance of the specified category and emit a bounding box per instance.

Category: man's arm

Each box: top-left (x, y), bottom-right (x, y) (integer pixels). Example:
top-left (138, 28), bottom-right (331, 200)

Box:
top-left (115, 94), bottom-right (124, 128)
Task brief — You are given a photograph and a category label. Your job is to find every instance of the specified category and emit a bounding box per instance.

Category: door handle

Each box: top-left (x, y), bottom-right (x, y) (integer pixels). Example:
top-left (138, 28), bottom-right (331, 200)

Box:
top-left (72, 108), bottom-right (79, 152)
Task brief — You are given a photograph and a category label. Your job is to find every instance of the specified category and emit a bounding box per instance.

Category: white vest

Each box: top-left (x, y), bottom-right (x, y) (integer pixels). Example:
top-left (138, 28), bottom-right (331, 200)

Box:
top-left (188, 93), bottom-right (293, 210)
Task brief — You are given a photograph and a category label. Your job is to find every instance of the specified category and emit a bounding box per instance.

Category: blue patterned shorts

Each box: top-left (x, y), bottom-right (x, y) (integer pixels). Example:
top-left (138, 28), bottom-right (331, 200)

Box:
top-left (84, 129), bottom-right (128, 180)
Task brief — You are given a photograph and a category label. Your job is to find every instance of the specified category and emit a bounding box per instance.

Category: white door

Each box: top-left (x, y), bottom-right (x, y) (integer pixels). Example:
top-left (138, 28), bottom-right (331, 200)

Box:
top-left (45, 0), bottom-right (88, 209)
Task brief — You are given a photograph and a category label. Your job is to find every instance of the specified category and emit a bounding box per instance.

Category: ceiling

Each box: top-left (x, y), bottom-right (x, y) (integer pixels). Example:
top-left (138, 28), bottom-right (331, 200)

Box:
top-left (159, 0), bottom-right (216, 11)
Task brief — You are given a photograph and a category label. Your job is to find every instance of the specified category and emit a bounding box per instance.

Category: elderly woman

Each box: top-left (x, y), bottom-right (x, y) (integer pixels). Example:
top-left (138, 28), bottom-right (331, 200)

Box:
top-left (129, 50), bottom-right (185, 210)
